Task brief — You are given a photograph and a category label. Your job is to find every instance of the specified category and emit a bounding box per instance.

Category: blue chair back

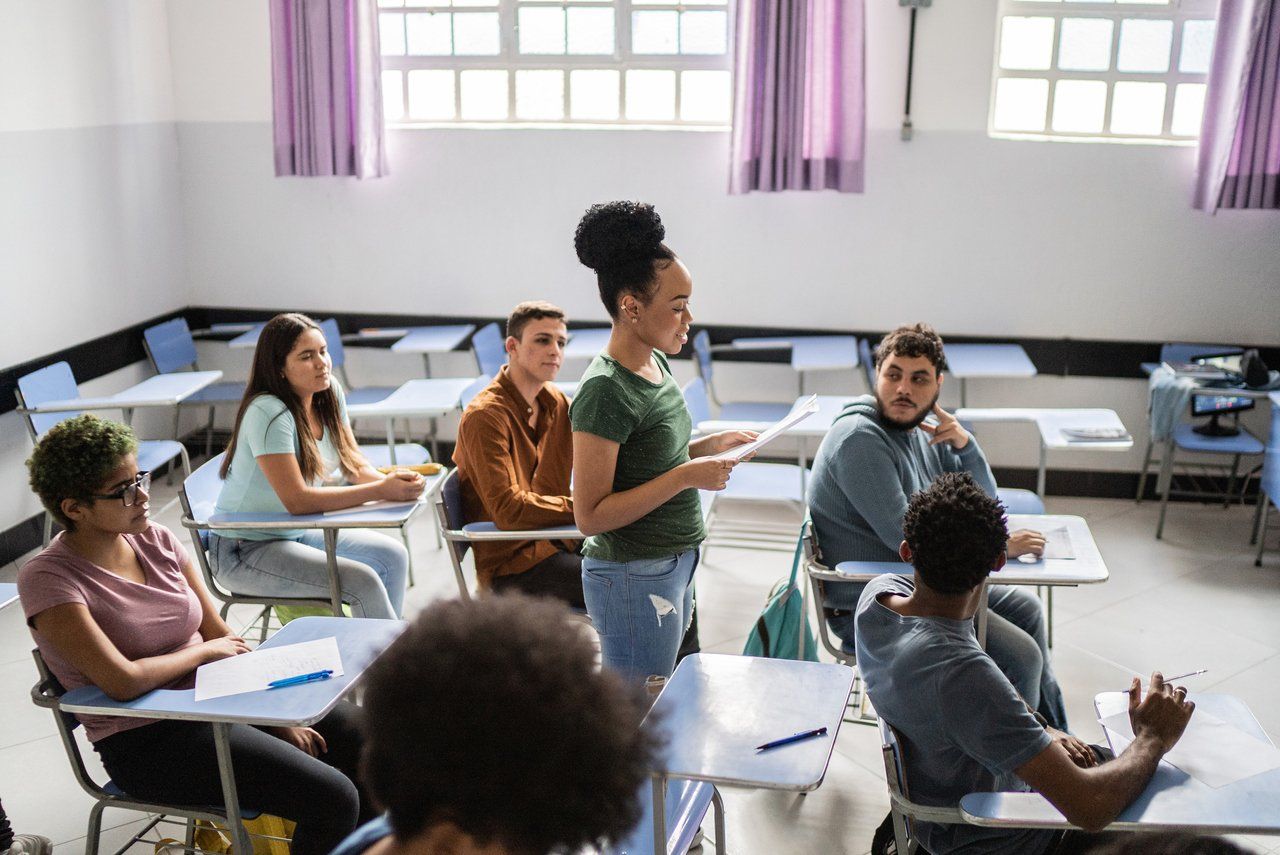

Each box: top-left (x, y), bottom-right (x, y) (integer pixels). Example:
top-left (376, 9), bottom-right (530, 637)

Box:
top-left (143, 318), bottom-right (199, 373)
top-left (17, 362), bottom-right (82, 436)
top-left (438, 470), bottom-right (473, 565)
top-left (472, 323), bottom-right (507, 378)
top-left (1264, 399), bottom-right (1280, 502)
top-left (319, 318), bottom-right (346, 368)
top-left (859, 337), bottom-right (876, 389)
top-left (692, 330), bottom-right (714, 383)
top-left (460, 375), bottom-right (489, 410)
top-left (682, 378), bottom-right (712, 428)
top-left (1160, 343), bottom-right (1242, 364)
top-left (183, 453), bottom-right (227, 528)
top-left (997, 488), bottom-right (1045, 515)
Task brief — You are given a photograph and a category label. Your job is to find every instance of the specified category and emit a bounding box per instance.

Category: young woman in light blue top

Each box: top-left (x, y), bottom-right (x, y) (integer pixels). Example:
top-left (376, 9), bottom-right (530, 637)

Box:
top-left (210, 313), bottom-right (424, 619)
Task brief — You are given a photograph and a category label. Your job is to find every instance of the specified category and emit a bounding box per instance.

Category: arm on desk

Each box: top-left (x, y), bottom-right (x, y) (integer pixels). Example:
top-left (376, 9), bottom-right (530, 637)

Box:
top-left (1015, 675), bottom-right (1194, 832)
top-left (256, 453), bottom-right (423, 515)
top-left (455, 411), bottom-right (574, 529)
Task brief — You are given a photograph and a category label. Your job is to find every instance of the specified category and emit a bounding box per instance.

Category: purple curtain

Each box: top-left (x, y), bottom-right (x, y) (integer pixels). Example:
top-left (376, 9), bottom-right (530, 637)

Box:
top-left (270, 0), bottom-right (388, 178)
top-left (729, 0), bottom-right (865, 194)
top-left (1194, 0), bottom-right (1280, 210)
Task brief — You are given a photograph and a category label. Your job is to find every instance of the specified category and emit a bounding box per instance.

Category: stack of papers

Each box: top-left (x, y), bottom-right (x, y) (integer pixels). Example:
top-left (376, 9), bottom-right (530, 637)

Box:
top-left (1099, 707), bottom-right (1280, 788)
top-left (711, 395), bottom-right (820, 462)
top-left (195, 637), bottom-right (345, 701)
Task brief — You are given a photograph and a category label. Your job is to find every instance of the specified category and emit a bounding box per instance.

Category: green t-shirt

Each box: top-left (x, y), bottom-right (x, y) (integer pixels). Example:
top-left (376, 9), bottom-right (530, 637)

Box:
top-left (569, 350), bottom-right (706, 561)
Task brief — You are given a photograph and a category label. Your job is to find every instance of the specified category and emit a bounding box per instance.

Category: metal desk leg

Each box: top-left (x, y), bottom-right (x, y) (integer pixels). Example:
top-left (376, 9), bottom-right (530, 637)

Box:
top-left (422, 353), bottom-right (433, 379)
top-left (213, 722), bottom-right (253, 855)
top-left (1047, 587), bottom-right (1054, 649)
top-left (122, 407), bottom-right (136, 427)
top-left (1037, 443), bottom-right (1048, 498)
top-left (385, 419), bottom-right (398, 465)
top-left (651, 774), bottom-right (667, 855)
top-left (324, 528), bottom-right (344, 616)
top-left (959, 379), bottom-right (968, 408)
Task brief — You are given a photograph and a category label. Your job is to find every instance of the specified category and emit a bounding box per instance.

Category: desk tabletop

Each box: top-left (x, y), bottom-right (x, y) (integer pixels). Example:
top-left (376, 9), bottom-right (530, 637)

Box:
top-left (784, 394), bottom-right (856, 438)
top-left (564, 327), bottom-right (612, 360)
top-left (60, 617), bottom-right (404, 727)
top-left (206, 477), bottom-right (440, 530)
top-left (228, 324), bottom-right (267, 349)
top-left (30, 371), bottom-right (225, 413)
top-left (957, 408), bottom-right (1134, 451)
top-left (346, 376), bottom-right (479, 419)
top-left (646, 653), bottom-right (853, 791)
top-left (732, 335), bottom-right (860, 372)
top-left (961, 694), bottom-right (1280, 835)
top-left (944, 344), bottom-right (1037, 379)
top-left (0, 583), bottom-right (17, 610)
top-left (389, 324), bottom-right (476, 354)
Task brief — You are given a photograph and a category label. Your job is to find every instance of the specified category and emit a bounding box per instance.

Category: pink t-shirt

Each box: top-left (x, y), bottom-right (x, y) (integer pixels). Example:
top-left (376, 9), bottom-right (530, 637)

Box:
top-left (19, 523), bottom-right (204, 743)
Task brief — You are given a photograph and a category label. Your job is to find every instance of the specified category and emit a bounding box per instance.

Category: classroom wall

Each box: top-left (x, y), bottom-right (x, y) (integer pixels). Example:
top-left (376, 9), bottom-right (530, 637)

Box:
top-left (0, 0), bottom-right (186, 531)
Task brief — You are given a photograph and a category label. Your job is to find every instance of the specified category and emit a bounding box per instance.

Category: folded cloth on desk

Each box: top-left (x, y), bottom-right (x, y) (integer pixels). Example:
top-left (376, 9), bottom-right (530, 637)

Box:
top-left (1100, 705), bottom-right (1280, 788)
top-left (1147, 366), bottom-right (1197, 443)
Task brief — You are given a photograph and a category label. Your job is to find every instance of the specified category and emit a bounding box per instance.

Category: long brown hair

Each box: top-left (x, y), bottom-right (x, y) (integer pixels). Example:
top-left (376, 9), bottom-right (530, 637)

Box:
top-left (220, 313), bottom-right (364, 483)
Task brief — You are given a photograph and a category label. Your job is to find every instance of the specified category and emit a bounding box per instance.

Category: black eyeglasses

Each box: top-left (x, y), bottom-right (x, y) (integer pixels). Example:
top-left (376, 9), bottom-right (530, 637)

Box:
top-left (91, 471), bottom-right (151, 507)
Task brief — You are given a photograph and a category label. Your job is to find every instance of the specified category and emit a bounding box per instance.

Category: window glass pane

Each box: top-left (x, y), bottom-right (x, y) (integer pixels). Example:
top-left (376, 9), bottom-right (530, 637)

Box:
top-left (405, 0), bottom-right (450, 6)
top-left (1171, 82), bottom-right (1206, 136)
top-left (1180, 20), bottom-right (1216, 74)
top-left (1051, 79), bottom-right (1107, 133)
top-left (406, 13), bottom-right (452, 54)
top-left (452, 0), bottom-right (497, 7)
top-left (625, 69), bottom-right (676, 120)
top-left (570, 69), bottom-right (620, 119)
top-left (379, 0), bottom-right (405, 6)
top-left (380, 13), bottom-right (407, 55)
top-left (568, 7), bottom-right (615, 54)
top-left (633, 11), bottom-right (680, 54)
top-left (680, 69), bottom-right (730, 122)
top-left (1110, 81), bottom-right (1165, 134)
top-left (382, 70), bottom-right (405, 120)
top-left (999, 16), bottom-right (1055, 70)
top-left (681, 11), bottom-right (727, 55)
top-left (518, 7), bottom-right (566, 54)
top-left (460, 69), bottom-right (509, 119)
top-left (516, 69), bottom-right (565, 119)
top-left (408, 69), bottom-right (456, 119)
top-left (1117, 18), bottom-right (1172, 73)
top-left (1057, 18), bottom-right (1112, 71)
top-left (681, 0), bottom-right (728, 5)
top-left (454, 12), bottom-right (501, 54)
top-left (993, 77), bottom-right (1049, 131)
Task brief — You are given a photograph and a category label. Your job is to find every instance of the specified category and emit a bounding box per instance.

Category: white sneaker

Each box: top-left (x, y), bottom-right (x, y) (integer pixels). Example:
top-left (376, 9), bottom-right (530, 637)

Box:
top-left (2, 834), bottom-right (53, 855)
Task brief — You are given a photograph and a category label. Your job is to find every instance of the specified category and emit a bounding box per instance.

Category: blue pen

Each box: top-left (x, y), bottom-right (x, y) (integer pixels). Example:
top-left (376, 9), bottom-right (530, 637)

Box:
top-left (267, 670), bottom-right (333, 689)
top-left (755, 727), bottom-right (828, 752)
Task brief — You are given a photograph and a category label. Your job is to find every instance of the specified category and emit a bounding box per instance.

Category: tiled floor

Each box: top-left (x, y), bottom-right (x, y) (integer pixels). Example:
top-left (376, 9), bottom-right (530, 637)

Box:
top-left (2, 481), bottom-right (1279, 854)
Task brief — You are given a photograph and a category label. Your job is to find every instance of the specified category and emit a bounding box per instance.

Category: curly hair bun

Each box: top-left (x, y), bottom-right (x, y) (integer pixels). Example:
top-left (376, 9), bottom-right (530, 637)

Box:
top-left (574, 201), bottom-right (666, 273)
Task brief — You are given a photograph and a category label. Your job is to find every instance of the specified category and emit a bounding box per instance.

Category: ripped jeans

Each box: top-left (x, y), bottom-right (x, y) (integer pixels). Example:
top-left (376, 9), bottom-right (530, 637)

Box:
top-left (582, 549), bottom-right (698, 684)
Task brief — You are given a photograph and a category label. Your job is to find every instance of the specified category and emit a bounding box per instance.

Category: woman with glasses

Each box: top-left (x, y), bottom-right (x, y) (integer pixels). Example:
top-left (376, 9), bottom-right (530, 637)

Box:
top-left (18, 415), bottom-right (372, 855)
top-left (211, 313), bottom-right (424, 620)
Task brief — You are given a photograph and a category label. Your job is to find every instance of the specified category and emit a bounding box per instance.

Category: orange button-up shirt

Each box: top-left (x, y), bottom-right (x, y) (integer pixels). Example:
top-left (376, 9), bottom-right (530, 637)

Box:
top-left (452, 367), bottom-right (578, 588)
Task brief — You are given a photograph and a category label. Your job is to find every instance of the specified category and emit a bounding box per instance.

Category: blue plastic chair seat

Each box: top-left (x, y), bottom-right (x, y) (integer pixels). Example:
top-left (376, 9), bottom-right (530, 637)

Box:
top-left (1173, 423), bottom-right (1264, 455)
top-left (101, 780), bottom-right (261, 820)
top-left (360, 444), bottom-right (431, 468)
top-left (997, 488), bottom-right (1045, 516)
top-left (137, 440), bottom-right (188, 473)
top-left (183, 381), bottom-right (247, 405)
top-left (723, 462), bottom-right (806, 503)
top-left (345, 386), bottom-right (399, 407)
top-left (608, 778), bottom-right (714, 855)
top-left (718, 401), bottom-right (792, 423)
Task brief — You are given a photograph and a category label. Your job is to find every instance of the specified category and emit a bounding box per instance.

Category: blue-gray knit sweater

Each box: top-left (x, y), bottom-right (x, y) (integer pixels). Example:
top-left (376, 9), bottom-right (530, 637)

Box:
top-left (807, 395), bottom-right (998, 611)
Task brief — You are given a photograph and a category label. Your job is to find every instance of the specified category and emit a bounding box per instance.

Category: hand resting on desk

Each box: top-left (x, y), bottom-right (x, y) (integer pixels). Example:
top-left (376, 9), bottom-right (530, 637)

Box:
top-left (1007, 529), bottom-right (1045, 559)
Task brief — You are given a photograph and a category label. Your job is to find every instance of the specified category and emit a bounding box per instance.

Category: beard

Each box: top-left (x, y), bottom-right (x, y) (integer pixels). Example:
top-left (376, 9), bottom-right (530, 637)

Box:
top-left (874, 388), bottom-right (941, 431)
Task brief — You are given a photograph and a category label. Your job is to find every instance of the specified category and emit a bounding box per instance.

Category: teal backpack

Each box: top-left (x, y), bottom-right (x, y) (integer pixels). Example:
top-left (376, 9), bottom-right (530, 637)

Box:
top-left (742, 530), bottom-right (819, 661)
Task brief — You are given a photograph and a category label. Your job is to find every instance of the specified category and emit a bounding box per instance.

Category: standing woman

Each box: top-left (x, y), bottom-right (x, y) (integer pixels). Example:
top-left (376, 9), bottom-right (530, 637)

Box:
top-left (211, 313), bottom-right (423, 619)
top-left (570, 202), bottom-right (754, 682)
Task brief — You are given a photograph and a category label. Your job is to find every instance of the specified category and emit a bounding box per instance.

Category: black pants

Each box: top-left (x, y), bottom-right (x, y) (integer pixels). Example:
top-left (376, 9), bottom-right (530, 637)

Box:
top-left (95, 701), bottom-right (369, 855)
top-left (493, 547), bottom-right (701, 660)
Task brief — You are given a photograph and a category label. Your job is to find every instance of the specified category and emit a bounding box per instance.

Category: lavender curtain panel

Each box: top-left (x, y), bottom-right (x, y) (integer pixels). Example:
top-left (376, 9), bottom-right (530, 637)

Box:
top-left (270, 0), bottom-right (388, 178)
top-left (1194, 0), bottom-right (1280, 210)
top-left (729, 0), bottom-right (865, 194)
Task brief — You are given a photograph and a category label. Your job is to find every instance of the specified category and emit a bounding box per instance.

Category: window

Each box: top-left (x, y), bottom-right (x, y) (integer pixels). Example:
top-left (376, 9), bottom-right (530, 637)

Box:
top-left (989, 0), bottom-right (1217, 143)
top-left (378, 0), bottom-right (733, 127)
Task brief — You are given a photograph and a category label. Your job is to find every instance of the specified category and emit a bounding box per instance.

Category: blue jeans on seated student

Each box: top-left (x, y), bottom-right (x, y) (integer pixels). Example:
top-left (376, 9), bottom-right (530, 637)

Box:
top-left (209, 530), bottom-right (407, 620)
top-left (830, 583), bottom-right (1068, 730)
top-left (583, 549), bottom-right (698, 683)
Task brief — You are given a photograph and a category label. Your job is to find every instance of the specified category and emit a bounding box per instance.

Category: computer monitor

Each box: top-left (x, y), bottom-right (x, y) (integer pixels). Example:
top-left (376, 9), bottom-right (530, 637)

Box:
top-left (1191, 393), bottom-right (1255, 418)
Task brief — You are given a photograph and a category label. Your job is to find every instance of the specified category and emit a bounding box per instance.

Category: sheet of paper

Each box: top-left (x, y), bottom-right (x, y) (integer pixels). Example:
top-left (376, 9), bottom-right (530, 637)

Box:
top-left (710, 395), bottom-right (820, 462)
top-left (322, 499), bottom-right (421, 517)
top-left (1099, 708), bottom-right (1280, 788)
top-left (1040, 525), bottom-right (1074, 560)
top-left (195, 637), bottom-right (345, 701)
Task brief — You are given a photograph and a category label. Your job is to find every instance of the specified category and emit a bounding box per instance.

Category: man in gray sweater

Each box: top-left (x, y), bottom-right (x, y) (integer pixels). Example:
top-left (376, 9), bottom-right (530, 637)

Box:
top-left (808, 323), bottom-right (1067, 728)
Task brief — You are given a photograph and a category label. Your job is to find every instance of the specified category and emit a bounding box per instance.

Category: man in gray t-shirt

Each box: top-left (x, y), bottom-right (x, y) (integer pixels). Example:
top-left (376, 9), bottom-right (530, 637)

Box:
top-left (856, 473), bottom-right (1195, 855)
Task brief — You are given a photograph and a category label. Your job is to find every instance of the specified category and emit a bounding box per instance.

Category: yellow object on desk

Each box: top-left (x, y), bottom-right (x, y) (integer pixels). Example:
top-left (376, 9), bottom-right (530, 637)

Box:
top-left (376, 462), bottom-right (443, 475)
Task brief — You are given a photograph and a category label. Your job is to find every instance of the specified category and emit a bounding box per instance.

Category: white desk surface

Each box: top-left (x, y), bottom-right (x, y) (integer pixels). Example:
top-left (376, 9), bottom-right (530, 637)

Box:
top-left (0, 583), bottom-right (17, 610)
top-left (206, 474), bottom-right (442, 531)
top-left (564, 327), bottom-right (612, 360)
top-left (30, 371), bottom-right (225, 414)
top-left (961, 693), bottom-right (1280, 835)
top-left (59, 617), bottom-right (404, 727)
top-left (227, 324), bottom-right (267, 349)
top-left (346, 377), bottom-right (479, 419)
top-left (646, 653), bottom-right (854, 791)
top-left (732, 335), bottom-right (860, 372)
top-left (957, 408), bottom-right (1134, 451)
top-left (388, 324), bottom-right (476, 355)
top-left (944, 344), bottom-right (1038, 379)
top-left (834, 515), bottom-right (1108, 587)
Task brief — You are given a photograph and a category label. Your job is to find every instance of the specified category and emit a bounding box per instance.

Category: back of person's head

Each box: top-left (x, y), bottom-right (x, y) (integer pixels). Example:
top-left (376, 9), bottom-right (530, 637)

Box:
top-left (903, 472), bottom-right (1008, 595)
top-left (26, 414), bottom-right (138, 532)
top-left (506, 300), bottom-right (567, 340)
top-left (874, 323), bottom-right (947, 374)
top-left (360, 595), bottom-right (659, 855)
top-left (574, 201), bottom-right (677, 318)
top-left (1086, 833), bottom-right (1248, 855)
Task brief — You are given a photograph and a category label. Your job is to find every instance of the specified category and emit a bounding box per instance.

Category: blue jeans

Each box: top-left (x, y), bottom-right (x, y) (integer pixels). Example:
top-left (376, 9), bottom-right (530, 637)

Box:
top-left (582, 549), bottom-right (698, 684)
top-left (209, 530), bottom-right (408, 620)
top-left (830, 584), bottom-right (1068, 730)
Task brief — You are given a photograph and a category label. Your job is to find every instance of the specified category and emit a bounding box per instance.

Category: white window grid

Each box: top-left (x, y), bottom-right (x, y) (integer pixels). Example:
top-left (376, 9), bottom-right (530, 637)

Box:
top-left (989, 0), bottom-right (1218, 144)
top-left (378, 0), bottom-right (733, 127)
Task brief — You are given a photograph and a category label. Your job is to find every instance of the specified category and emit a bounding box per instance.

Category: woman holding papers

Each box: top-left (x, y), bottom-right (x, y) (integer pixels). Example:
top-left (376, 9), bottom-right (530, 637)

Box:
top-left (19, 415), bottom-right (370, 855)
top-left (569, 201), bottom-right (755, 682)
top-left (211, 313), bottom-right (422, 619)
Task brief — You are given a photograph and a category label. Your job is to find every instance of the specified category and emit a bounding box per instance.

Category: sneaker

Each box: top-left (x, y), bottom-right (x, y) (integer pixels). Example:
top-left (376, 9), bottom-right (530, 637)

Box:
top-left (688, 825), bottom-right (704, 851)
top-left (2, 834), bottom-right (53, 855)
